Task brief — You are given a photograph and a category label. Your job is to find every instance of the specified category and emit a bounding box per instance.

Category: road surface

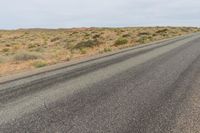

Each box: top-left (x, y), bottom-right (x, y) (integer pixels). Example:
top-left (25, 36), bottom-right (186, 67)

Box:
top-left (1, 33), bottom-right (200, 133)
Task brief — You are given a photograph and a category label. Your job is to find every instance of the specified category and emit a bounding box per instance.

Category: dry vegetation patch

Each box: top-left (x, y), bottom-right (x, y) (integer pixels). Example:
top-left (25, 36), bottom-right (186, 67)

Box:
top-left (13, 51), bottom-right (41, 61)
top-left (0, 27), bottom-right (199, 76)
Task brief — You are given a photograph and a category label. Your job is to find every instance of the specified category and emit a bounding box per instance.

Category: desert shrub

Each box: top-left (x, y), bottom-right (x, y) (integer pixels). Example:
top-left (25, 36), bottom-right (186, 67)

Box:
top-left (138, 32), bottom-right (150, 36)
top-left (156, 29), bottom-right (168, 34)
top-left (114, 38), bottom-right (128, 46)
top-left (5, 44), bottom-right (11, 47)
top-left (80, 48), bottom-right (87, 54)
top-left (137, 36), bottom-right (148, 44)
top-left (24, 32), bottom-right (29, 35)
top-left (28, 44), bottom-right (37, 49)
top-left (72, 31), bottom-right (78, 35)
top-left (147, 36), bottom-right (153, 40)
top-left (73, 39), bottom-right (99, 49)
top-left (120, 29), bottom-right (125, 32)
top-left (31, 47), bottom-right (44, 52)
top-left (180, 28), bottom-right (191, 32)
top-left (63, 42), bottom-right (74, 49)
top-left (84, 33), bottom-right (90, 37)
top-left (122, 34), bottom-right (131, 38)
top-left (43, 38), bottom-right (48, 45)
top-left (91, 31), bottom-right (97, 34)
top-left (2, 48), bottom-right (10, 52)
top-left (32, 60), bottom-right (47, 68)
top-left (104, 47), bottom-right (112, 52)
top-left (137, 35), bottom-right (153, 43)
top-left (13, 51), bottom-right (40, 61)
top-left (152, 33), bottom-right (157, 37)
top-left (93, 34), bottom-right (101, 39)
top-left (50, 37), bottom-right (60, 42)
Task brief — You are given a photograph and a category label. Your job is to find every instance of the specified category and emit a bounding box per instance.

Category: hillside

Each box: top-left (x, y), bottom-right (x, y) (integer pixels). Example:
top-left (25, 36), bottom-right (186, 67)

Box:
top-left (0, 27), bottom-right (199, 76)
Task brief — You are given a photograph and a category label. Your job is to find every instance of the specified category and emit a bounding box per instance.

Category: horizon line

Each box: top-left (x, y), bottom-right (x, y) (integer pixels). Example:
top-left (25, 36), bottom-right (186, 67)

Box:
top-left (0, 25), bottom-right (199, 31)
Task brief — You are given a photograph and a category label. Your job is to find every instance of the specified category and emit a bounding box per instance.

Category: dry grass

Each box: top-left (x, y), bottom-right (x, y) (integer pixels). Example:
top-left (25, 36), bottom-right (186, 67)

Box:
top-left (0, 27), bottom-right (199, 76)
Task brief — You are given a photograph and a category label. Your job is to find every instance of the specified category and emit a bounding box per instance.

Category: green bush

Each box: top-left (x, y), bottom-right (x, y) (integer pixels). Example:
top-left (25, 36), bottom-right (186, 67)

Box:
top-left (114, 38), bottom-right (128, 46)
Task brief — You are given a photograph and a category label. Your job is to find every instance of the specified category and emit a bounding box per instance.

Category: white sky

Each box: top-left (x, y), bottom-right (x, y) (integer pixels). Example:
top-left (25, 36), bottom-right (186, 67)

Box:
top-left (0, 0), bottom-right (200, 29)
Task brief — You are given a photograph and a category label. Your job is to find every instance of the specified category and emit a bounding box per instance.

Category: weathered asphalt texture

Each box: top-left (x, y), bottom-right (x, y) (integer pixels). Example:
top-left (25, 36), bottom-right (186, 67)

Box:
top-left (1, 33), bottom-right (200, 133)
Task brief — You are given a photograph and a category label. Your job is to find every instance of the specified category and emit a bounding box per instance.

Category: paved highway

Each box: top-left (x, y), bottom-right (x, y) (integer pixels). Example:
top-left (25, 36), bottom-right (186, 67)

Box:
top-left (1, 33), bottom-right (200, 133)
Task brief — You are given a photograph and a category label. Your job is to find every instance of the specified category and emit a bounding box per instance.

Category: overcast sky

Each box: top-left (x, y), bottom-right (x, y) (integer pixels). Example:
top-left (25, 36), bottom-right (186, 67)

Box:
top-left (0, 0), bottom-right (200, 29)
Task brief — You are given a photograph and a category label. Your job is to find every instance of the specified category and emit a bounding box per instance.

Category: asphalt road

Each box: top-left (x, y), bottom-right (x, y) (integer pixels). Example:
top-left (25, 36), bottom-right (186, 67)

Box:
top-left (1, 33), bottom-right (200, 133)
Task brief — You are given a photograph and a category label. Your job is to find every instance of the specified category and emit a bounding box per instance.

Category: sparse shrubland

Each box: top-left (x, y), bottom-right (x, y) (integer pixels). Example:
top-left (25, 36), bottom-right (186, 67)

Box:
top-left (0, 27), bottom-right (199, 76)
